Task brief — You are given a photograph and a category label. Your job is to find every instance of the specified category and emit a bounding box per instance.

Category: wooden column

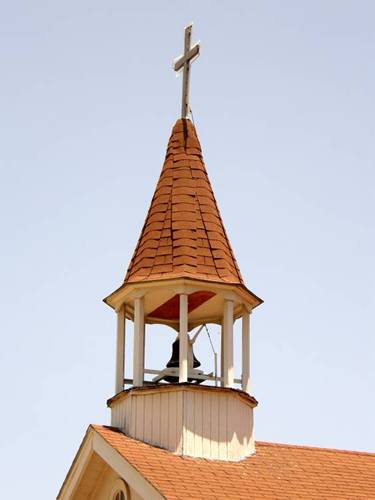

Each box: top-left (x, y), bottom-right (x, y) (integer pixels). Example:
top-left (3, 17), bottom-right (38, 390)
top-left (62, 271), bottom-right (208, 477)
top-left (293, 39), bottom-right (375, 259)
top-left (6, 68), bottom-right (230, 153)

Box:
top-left (133, 296), bottom-right (145, 387)
top-left (220, 320), bottom-right (225, 387)
top-left (179, 293), bottom-right (188, 383)
top-left (242, 310), bottom-right (251, 394)
top-left (223, 299), bottom-right (234, 388)
top-left (115, 305), bottom-right (126, 394)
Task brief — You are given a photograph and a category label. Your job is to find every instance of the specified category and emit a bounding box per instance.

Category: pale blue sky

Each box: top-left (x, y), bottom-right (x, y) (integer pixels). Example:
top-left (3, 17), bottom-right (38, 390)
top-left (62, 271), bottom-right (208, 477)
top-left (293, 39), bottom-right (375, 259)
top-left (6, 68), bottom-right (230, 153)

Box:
top-left (0, 1), bottom-right (374, 498)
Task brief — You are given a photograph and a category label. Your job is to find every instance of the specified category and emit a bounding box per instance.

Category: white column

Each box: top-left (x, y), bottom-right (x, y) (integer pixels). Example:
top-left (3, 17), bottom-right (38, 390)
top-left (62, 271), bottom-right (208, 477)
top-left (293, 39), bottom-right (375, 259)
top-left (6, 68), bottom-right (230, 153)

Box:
top-left (115, 305), bottom-right (126, 394)
top-left (223, 299), bottom-right (234, 388)
top-left (133, 296), bottom-right (145, 387)
top-left (242, 310), bottom-right (251, 394)
top-left (179, 293), bottom-right (188, 383)
top-left (220, 320), bottom-right (225, 387)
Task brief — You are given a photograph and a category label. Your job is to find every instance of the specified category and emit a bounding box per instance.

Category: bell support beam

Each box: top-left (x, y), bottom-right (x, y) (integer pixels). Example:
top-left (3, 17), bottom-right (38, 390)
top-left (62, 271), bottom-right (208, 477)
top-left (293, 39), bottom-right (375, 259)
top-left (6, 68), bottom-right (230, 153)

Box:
top-left (179, 293), bottom-right (188, 383)
top-left (115, 304), bottom-right (126, 394)
top-left (241, 310), bottom-right (251, 394)
top-left (133, 295), bottom-right (145, 387)
top-left (223, 299), bottom-right (234, 388)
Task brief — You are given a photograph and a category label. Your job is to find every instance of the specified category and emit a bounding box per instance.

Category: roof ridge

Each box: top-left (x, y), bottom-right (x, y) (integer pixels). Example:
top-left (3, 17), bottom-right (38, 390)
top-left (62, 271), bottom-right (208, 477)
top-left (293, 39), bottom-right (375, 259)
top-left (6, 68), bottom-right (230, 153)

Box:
top-left (255, 440), bottom-right (375, 457)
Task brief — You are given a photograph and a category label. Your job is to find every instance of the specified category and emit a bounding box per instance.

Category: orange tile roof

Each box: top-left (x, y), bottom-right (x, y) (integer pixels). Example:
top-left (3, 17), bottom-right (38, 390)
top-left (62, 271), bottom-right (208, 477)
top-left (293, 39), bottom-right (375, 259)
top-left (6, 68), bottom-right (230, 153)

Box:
top-left (124, 119), bottom-right (244, 285)
top-left (93, 425), bottom-right (375, 500)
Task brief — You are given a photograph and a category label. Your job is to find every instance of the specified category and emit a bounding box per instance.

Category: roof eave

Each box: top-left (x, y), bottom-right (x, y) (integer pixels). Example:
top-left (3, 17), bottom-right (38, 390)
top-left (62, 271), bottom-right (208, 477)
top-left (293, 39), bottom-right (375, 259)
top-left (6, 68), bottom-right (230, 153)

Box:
top-left (103, 276), bottom-right (263, 313)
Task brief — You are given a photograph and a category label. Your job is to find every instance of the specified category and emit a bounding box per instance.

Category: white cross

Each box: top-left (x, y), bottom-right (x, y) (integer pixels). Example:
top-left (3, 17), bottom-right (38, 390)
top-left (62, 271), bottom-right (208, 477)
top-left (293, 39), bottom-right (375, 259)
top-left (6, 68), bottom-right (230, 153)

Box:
top-left (174, 23), bottom-right (200, 118)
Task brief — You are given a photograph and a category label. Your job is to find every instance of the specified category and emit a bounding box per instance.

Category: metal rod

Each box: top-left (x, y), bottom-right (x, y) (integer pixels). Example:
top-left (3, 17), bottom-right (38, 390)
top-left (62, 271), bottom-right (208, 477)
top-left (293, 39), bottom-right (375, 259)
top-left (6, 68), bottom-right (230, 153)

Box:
top-left (191, 324), bottom-right (205, 344)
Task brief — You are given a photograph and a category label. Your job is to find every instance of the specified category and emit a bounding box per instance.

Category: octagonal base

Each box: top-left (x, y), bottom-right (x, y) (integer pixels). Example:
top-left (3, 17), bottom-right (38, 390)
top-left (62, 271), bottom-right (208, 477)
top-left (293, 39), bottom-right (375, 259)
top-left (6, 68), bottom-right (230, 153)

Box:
top-left (108, 384), bottom-right (257, 462)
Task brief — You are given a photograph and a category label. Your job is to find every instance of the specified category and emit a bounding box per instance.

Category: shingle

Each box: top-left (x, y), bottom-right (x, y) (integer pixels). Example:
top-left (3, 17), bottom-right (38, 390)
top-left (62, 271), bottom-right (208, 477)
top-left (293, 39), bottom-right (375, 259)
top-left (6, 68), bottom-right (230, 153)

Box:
top-left (124, 119), bottom-right (244, 285)
top-left (93, 425), bottom-right (375, 500)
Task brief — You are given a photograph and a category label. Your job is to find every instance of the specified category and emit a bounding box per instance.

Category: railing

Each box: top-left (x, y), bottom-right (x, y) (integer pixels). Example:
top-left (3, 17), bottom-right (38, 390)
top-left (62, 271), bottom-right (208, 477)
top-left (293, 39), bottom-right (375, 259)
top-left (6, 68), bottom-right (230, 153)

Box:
top-left (123, 368), bottom-right (242, 387)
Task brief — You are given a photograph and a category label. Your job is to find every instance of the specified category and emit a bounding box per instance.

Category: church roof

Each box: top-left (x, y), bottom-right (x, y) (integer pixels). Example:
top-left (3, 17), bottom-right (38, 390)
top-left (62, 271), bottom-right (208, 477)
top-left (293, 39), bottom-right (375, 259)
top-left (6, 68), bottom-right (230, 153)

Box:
top-left (124, 118), bottom-right (244, 286)
top-left (93, 425), bottom-right (375, 500)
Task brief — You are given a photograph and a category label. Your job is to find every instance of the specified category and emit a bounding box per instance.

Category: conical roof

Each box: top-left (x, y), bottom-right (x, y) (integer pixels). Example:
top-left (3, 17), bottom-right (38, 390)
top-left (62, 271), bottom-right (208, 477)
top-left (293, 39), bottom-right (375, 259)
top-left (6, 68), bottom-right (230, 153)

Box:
top-left (124, 119), bottom-right (244, 286)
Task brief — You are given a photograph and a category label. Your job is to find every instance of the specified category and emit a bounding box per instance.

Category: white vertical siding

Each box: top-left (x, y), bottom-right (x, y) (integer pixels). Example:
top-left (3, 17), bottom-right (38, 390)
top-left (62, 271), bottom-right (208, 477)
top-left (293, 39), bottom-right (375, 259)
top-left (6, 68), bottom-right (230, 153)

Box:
top-left (109, 387), bottom-right (255, 461)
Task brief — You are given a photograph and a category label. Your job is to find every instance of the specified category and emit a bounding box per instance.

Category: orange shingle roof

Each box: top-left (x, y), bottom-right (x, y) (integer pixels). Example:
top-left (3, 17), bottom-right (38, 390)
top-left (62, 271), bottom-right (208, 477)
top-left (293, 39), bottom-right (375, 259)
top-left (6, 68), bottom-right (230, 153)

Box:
top-left (125, 119), bottom-right (243, 285)
top-left (93, 425), bottom-right (375, 500)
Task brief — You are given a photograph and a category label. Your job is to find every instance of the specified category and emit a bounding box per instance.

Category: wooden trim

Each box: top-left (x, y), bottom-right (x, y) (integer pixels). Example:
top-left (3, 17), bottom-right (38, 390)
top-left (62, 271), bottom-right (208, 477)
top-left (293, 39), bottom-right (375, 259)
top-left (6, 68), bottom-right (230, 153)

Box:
top-left (179, 293), bottom-right (188, 382)
top-left (242, 312), bottom-right (250, 394)
top-left (107, 383), bottom-right (258, 409)
top-left (115, 305), bottom-right (126, 394)
top-left (103, 276), bottom-right (263, 313)
top-left (133, 297), bottom-right (145, 386)
top-left (109, 478), bottom-right (130, 500)
top-left (223, 300), bottom-right (234, 388)
top-left (220, 319), bottom-right (224, 388)
top-left (57, 430), bottom-right (94, 499)
top-left (92, 430), bottom-right (163, 499)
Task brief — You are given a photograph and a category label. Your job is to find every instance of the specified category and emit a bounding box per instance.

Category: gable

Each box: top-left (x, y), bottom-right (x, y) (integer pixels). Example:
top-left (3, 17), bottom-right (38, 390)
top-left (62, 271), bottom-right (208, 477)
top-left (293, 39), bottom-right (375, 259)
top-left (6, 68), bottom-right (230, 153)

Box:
top-left (57, 427), bottom-right (162, 500)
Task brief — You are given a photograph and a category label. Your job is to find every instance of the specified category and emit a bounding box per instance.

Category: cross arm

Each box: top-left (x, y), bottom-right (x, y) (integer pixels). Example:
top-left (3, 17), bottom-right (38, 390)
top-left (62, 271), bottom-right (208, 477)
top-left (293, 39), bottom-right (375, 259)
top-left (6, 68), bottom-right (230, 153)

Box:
top-left (174, 43), bottom-right (200, 72)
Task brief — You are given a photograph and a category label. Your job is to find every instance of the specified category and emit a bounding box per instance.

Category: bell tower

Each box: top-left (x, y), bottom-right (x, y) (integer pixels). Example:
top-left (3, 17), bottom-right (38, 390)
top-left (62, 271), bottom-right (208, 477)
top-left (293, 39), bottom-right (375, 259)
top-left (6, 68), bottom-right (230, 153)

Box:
top-left (103, 25), bottom-right (262, 462)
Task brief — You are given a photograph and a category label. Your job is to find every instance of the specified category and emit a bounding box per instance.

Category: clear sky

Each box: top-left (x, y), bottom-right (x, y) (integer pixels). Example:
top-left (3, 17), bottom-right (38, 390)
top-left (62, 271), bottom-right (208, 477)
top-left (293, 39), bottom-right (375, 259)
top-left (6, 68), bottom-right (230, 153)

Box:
top-left (0, 1), bottom-right (374, 498)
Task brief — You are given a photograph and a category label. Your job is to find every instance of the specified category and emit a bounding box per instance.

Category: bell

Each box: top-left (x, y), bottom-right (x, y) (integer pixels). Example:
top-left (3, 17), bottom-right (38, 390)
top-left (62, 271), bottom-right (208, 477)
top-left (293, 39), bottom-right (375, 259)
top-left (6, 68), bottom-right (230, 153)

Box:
top-left (166, 337), bottom-right (201, 369)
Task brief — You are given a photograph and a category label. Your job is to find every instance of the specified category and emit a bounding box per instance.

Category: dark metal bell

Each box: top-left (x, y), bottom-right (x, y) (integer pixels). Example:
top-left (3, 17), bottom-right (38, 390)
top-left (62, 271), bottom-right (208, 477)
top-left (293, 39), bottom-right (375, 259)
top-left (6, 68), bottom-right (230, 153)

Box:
top-left (166, 337), bottom-right (201, 368)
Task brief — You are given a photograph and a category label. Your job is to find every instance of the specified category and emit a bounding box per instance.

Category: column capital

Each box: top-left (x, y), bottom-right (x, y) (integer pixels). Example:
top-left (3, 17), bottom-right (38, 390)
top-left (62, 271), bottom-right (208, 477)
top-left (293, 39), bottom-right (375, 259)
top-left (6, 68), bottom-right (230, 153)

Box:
top-left (222, 291), bottom-right (236, 302)
top-left (175, 285), bottom-right (193, 295)
top-left (115, 303), bottom-right (125, 314)
top-left (241, 305), bottom-right (253, 315)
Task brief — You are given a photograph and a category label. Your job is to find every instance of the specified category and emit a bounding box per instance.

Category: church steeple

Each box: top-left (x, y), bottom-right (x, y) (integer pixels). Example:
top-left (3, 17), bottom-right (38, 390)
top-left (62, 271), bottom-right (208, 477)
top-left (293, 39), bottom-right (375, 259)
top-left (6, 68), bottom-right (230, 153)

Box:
top-left (103, 25), bottom-right (262, 462)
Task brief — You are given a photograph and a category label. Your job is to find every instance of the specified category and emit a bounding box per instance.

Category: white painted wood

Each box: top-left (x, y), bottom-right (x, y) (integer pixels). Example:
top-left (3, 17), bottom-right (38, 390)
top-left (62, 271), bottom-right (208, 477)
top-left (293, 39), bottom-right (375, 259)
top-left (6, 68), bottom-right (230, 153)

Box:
top-left (202, 390), bottom-right (211, 457)
top-left (109, 386), bottom-right (255, 461)
top-left (218, 392), bottom-right (228, 460)
top-left (184, 390), bottom-right (194, 456)
top-left (242, 311), bottom-right (251, 394)
top-left (151, 392), bottom-right (161, 446)
top-left (223, 300), bottom-right (234, 388)
top-left (115, 305), bottom-right (126, 394)
top-left (176, 390), bottom-right (184, 454)
top-left (179, 293), bottom-right (188, 382)
top-left (210, 392), bottom-right (219, 458)
top-left (220, 320), bottom-right (225, 387)
top-left (160, 392), bottom-right (169, 447)
top-left (144, 393), bottom-right (153, 443)
top-left (194, 390), bottom-right (203, 457)
top-left (133, 297), bottom-right (144, 386)
top-left (92, 432), bottom-right (163, 500)
top-left (168, 390), bottom-right (178, 450)
top-left (57, 432), bottom-right (94, 500)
